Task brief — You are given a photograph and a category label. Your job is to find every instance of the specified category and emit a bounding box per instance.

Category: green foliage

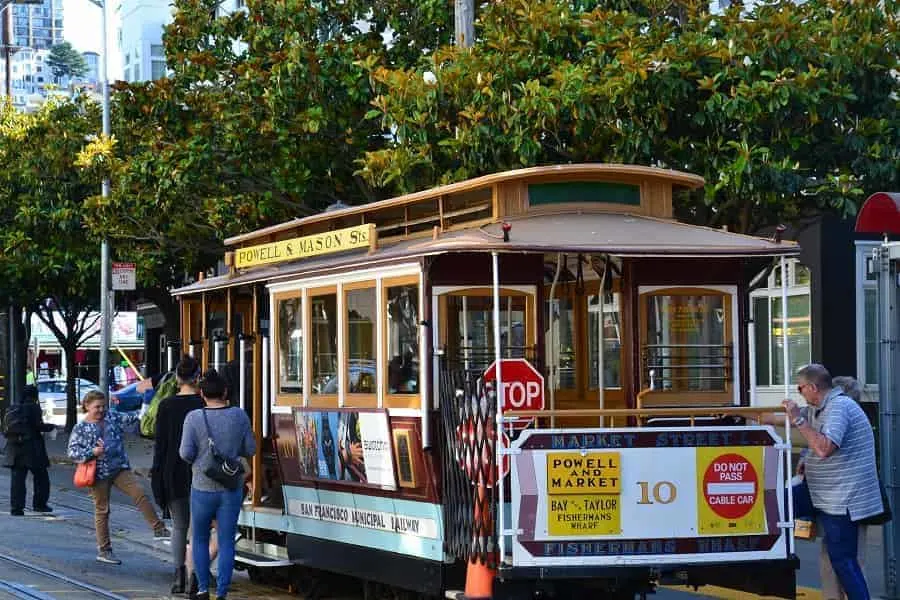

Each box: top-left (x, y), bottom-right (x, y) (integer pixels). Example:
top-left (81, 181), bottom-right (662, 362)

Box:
top-left (361, 0), bottom-right (900, 233)
top-left (46, 42), bottom-right (89, 82)
top-left (85, 0), bottom-right (451, 311)
top-left (0, 96), bottom-right (104, 430)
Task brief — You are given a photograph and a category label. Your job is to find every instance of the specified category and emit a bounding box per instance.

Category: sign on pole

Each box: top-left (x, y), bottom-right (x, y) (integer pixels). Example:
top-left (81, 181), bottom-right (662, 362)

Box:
top-left (484, 358), bottom-right (545, 431)
top-left (111, 262), bottom-right (136, 291)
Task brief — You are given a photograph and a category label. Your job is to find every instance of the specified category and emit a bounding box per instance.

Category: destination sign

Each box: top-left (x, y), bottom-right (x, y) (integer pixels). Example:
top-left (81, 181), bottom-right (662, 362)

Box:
top-left (548, 494), bottom-right (621, 536)
top-left (546, 452), bottom-right (621, 494)
top-left (234, 224), bottom-right (375, 269)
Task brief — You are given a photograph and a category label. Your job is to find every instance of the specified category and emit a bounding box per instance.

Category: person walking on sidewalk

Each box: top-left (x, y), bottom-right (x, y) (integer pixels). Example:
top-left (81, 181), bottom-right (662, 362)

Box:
top-left (4, 384), bottom-right (54, 515)
top-left (151, 355), bottom-right (205, 594)
top-left (180, 369), bottom-right (256, 600)
top-left (67, 391), bottom-right (171, 565)
top-left (785, 364), bottom-right (882, 600)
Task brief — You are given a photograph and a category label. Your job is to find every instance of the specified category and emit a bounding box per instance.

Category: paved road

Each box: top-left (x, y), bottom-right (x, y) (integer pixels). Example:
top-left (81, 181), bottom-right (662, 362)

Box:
top-left (0, 430), bottom-right (889, 600)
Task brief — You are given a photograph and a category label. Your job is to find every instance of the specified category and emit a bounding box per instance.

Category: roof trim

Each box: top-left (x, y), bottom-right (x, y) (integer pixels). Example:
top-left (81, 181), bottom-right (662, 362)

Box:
top-left (855, 192), bottom-right (900, 235)
top-left (224, 164), bottom-right (706, 246)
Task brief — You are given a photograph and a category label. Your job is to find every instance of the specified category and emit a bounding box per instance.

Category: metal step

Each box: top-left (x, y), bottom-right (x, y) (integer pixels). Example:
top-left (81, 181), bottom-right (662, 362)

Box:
top-left (234, 539), bottom-right (295, 568)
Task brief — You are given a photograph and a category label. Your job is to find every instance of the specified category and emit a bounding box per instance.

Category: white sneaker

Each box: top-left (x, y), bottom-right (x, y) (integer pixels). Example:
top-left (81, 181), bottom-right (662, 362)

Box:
top-left (96, 550), bottom-right (121, 565)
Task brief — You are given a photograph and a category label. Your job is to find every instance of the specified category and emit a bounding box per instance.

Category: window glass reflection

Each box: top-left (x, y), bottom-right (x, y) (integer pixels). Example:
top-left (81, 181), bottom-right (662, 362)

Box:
top-left (311, 294), bottom-right (338, 395)
top-left (347, 287), bottom-right (376, 394)
top-left (277, 297), bottom-right (303, 394)
top-left (386, 284), bottom-right (419, 394)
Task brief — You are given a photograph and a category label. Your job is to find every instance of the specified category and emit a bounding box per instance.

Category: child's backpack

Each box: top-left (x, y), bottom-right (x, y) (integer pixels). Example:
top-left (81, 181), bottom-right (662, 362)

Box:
top-left (3, 404), bottom-right (31, 442)
top-left (139, 372), bottom-right (178, 438)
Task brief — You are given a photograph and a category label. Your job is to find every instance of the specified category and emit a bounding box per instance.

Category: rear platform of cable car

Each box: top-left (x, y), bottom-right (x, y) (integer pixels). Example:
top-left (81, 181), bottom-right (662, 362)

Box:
top-left (172, 165), bottom-right (800, 600)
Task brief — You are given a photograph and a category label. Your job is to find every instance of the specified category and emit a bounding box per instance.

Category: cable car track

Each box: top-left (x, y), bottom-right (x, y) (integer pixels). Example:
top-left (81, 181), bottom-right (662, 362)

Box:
top-left (0, 552), bottom-right (128, 600)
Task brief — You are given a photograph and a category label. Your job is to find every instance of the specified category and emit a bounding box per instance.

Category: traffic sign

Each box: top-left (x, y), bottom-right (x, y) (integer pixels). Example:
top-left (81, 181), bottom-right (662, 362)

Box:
top-left (483, 359), bottom-right (545, 431)
top-left (702, 452), bottom-right (759, 520)
top-left (111, 262), bottom-right (136, 291)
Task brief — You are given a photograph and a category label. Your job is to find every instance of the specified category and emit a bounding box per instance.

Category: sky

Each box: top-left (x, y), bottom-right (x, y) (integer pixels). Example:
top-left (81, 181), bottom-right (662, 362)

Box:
top-left (63, 0), bottom-right (123, 80)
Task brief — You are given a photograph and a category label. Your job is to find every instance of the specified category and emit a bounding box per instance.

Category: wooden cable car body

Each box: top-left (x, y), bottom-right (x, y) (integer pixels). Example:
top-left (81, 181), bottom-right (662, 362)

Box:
top-left (173, 165), bottom-right (799, 599)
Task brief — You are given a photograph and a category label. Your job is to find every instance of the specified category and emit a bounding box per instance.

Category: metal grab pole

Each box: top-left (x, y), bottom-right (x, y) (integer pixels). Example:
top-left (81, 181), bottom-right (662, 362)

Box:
top-left (238, 337), bottom-right (246, 411)
top-left (876, 244), bottom-right (900, 598)
top-left (780, 256), bottom-right (795, 555)
top-left (491, 251), bottom-right (505, 564)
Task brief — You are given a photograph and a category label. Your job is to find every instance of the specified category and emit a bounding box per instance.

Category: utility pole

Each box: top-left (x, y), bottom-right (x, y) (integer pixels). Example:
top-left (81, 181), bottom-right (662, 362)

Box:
top-left (454, 0), bottom-right (474, 48)
top-left (84, 0), bottom-right (111, 400)
top-left (2, 0), bottom-right (20, 406)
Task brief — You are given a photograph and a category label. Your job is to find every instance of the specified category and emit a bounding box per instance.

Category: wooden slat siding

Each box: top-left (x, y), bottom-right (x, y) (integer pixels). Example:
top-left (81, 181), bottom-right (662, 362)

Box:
top-left (226, 165), bottom-right (705, 247)
top-left (496, 180), bottom-right (528, 219)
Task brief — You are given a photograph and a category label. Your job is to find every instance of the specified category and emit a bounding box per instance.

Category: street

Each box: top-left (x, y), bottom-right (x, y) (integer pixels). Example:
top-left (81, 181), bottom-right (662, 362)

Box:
top-left (0, 455), bottom-right (885, 599)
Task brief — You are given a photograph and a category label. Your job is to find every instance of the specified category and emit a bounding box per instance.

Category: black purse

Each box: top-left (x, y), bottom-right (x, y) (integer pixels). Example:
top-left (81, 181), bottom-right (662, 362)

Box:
top-left (201, 409), bottom-right (245, 490)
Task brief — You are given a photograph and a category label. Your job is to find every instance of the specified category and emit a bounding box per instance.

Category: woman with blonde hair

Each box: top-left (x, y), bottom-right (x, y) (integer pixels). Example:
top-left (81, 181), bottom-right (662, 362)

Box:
top-left (67, 390), bottom-right (170, 565)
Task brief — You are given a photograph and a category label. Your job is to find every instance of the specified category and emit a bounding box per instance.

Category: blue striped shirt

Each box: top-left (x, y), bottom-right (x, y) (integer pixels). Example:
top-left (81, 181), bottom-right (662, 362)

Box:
top-left (804, 388), bottom-right (883, 520)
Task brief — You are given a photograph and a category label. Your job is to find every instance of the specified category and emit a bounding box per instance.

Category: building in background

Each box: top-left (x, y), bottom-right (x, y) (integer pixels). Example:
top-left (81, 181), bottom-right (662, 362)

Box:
top-left (12, 0), bottom-right (64, 50)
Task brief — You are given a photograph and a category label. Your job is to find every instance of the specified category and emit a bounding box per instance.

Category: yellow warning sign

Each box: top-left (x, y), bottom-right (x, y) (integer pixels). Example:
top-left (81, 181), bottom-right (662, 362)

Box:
top-left (546, 452), bottom-right (621, 494)
top-left (548, 494), bottom-right (622, 536)
top-left (696, 446), bottom-right (767, 535)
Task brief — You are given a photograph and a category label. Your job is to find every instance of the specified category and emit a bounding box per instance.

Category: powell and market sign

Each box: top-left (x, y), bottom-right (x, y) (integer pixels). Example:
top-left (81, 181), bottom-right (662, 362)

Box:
top-left (234, 224), bottom-right (376, 269)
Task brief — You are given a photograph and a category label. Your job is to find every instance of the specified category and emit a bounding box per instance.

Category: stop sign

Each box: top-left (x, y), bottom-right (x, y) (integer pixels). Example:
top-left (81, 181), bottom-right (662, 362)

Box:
top-left (483, 359), bottom-right (545, 430)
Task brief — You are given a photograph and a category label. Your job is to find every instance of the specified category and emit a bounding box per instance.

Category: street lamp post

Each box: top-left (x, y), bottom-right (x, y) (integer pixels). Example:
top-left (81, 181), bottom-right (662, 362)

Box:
top-left (87, 0), bottom-right (111, 400)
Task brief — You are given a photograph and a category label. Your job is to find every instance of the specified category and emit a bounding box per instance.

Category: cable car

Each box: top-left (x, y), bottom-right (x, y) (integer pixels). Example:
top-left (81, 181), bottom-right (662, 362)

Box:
top-left (172, 164), bottom-right (799, 599)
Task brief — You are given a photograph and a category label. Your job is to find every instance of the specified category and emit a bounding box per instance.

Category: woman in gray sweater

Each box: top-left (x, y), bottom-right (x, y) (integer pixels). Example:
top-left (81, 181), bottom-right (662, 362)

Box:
top-left (179, 370), bottom-right (256, 600)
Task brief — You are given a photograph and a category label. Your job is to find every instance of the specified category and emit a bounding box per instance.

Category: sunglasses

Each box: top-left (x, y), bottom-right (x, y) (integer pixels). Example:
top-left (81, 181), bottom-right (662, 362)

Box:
top-left (797, 383), bottom-right (812, 393)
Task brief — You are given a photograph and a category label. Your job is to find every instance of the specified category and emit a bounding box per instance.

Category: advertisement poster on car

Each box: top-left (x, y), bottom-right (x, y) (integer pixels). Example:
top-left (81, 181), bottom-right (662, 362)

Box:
top-left (293, 408), bottom-right (397, 491)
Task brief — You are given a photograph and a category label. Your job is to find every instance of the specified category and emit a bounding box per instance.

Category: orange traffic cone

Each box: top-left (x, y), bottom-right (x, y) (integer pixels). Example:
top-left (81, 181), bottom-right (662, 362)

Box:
top-left (464, 481), bottom-right (496, 599)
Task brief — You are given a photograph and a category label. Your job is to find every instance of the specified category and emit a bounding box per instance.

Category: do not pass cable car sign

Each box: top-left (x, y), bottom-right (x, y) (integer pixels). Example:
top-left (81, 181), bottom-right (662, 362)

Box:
top-left (483, 359), bottom-right (545, 431)
top-left (696, 448), bottom-right (766, 534)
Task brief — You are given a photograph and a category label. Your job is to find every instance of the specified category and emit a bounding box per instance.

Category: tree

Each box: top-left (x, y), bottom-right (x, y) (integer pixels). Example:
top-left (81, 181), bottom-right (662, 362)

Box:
top-left (360, 0), bottom-right (900, 233)
top-left (46, 42), bottom-right (89, 84)
top-left (81, 0), bottom-right (452, 328)
top-left (0, 96), bottom-right (104, 431)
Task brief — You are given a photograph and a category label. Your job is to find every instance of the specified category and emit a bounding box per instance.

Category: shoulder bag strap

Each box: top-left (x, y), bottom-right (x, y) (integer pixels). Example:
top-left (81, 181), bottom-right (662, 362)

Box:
top-left (201, 409), bottom-right (222, 458)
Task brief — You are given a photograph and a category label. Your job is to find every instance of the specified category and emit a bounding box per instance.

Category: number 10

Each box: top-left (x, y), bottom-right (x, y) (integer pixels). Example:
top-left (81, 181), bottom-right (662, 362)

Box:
top-left (637, 481), bottom-right (677, 505)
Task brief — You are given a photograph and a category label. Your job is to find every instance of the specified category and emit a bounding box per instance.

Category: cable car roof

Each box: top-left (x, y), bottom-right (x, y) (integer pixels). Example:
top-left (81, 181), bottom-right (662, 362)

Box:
top-left (173, 210), bottom-right (797, 296)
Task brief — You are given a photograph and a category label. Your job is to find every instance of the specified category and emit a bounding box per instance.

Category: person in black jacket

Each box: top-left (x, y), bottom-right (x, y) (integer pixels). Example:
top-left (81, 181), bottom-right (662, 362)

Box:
top-left (3, 384), bottom-right (54, 515)
top-left (151, 355), bottom-right (205, 594)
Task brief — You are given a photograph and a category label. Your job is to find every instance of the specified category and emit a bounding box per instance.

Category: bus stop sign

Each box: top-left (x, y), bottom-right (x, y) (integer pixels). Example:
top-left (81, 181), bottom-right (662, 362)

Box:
top-left (484, 359), bottom-right (545, 430)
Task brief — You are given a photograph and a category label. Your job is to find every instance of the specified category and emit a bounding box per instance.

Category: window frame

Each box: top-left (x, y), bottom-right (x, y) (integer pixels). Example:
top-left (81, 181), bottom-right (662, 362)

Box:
top-left (384, 275), bottom-right (422, 409)
top-left (638, 285), bottom-right (739, 406)
top-left (343, 280), bottom-right (378, 408)
top-left (272, 290), bottom-right (304, 406)
top-left (307, 285), bottom-right (339, 408)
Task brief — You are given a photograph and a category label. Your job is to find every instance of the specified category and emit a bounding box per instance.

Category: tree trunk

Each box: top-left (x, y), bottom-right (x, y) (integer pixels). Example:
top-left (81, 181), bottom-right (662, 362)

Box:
top-left (63, 340), bottom-right (79, 433)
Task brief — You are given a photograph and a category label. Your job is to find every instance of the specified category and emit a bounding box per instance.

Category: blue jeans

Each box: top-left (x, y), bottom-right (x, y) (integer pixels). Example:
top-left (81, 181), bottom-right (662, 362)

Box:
top-left (792, 483), bottom-right (870, 600)
top-left (190, 487), bottom-right (243, 597)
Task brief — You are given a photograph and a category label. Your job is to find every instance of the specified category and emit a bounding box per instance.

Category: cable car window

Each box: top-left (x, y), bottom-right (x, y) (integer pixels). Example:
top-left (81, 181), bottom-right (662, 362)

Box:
top-left (546, 297), bottom-right (576, 390)
top-left (446, 294), bottom-right (528, 374)
top-left (311, 293), bottom-right (338, 396)
top-left (386, 283), bottom-right (419, 395)
top-left (277, 296), bottom-right (303, 395)
top-left (346, 286), bottom-right (377, 394)
top-left (588, 291), bottom-right (621, 389)
top-left (643, 292), bottom-right (730, 392)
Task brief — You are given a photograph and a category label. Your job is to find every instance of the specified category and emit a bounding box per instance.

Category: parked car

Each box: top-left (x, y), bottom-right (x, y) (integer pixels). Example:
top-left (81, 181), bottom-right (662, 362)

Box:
top-left (36, 378), bottom-right (99, 426)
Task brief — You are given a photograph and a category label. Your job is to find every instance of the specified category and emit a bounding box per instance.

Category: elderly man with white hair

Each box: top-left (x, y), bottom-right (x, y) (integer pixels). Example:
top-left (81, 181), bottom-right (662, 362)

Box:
top-left (784, 364), bottom-right (882, 600)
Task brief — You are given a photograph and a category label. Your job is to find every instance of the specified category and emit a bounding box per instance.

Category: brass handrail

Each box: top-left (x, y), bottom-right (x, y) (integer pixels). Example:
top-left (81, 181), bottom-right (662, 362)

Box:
top-left (508, 407), bottom-right (782, 417)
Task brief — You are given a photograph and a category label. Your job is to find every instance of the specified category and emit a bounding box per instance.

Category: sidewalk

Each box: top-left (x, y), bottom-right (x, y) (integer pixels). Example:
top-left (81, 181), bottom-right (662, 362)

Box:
top-left (42, 426), bottom-right (155, 478)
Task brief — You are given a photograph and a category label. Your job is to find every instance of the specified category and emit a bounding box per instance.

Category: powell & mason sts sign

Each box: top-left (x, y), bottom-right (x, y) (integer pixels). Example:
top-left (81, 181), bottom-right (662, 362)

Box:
top-left (234, 224), bottom-right (376, 269)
